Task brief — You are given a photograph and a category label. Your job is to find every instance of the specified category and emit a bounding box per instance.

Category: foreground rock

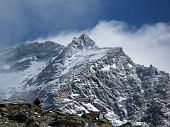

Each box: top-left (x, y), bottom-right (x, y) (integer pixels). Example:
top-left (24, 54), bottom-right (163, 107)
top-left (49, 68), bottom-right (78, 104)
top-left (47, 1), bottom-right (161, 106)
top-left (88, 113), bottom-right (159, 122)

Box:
top-left (0, 100), bottom-right (112, 127)
top-left (0, 99), bottom-right (148, 127)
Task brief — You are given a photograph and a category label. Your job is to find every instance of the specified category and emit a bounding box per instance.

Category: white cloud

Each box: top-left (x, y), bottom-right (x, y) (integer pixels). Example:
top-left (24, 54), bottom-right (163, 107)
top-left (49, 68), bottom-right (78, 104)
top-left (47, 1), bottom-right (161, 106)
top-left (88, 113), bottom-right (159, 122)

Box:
top-left (36, 20), bottom-right (170, 72)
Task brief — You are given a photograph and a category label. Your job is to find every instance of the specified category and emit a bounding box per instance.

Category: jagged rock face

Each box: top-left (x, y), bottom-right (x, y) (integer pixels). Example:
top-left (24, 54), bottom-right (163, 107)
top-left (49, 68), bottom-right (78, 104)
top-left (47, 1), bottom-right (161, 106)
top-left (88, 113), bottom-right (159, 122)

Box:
top-left (0, 34), bottom-right (169, 127)
top-left (136, 65), bottom-right (170, 126)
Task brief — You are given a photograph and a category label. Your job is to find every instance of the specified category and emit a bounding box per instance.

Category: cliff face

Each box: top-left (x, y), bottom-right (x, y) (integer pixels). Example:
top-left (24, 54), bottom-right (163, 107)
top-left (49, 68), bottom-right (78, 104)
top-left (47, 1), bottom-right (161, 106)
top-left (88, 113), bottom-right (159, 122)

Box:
top-left (0, 34), bottom-right (169, 126)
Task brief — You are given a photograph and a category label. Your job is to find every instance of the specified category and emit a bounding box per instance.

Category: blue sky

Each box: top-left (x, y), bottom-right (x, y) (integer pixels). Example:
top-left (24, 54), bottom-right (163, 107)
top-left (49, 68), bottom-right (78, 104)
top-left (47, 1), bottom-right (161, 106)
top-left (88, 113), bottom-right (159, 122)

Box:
top-left (0, 0), bottom-right (170, 48)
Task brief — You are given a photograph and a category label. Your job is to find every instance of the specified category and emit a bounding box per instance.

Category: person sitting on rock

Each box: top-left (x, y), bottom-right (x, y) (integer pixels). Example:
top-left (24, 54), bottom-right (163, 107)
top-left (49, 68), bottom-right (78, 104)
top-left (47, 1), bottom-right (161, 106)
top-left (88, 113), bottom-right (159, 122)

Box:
top-left (33, 96), bottom-right (41, 108)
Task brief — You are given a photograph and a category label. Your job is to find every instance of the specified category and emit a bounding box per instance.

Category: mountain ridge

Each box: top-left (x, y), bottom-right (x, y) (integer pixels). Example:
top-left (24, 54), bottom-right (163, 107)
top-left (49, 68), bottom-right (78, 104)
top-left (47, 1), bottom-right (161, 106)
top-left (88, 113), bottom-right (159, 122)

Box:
top-left (0, 34), bottom-right (169, 126)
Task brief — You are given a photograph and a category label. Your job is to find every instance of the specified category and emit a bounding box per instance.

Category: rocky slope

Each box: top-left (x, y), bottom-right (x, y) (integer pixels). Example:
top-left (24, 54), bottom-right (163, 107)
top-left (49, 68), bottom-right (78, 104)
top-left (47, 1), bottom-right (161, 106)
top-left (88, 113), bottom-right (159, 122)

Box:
top-left (0, 34), bottom-right (169, 127)
top-left (0, 99), bottom-right (112, 127)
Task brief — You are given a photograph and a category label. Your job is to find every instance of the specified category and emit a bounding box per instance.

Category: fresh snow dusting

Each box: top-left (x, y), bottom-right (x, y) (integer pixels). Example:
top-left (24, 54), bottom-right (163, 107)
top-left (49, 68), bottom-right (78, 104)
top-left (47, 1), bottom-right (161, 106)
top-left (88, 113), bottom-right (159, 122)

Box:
top-left (62, 48), bottom-right (107, 75)
top-left (90, 65), bottom-right (96, 75)
top-left (18, 56), bottom-right (35, 63)
top-left (63, 98), bottom-right (73, 102)
top-left (131, 122), bottom-right (149, 126)
top-left (117, 96), bottom-right (127, 102)
top-left (74, 105), bottom-right (89, 114)
top-left (71, 93), bottom-right (79, 97)
top-left (127, 63), bottom-right (133, 68)
top-left (102, 65), bottom-right (110, 71)
top-left (82, 103), bottom-right (99, 112)
top-left (105, 110), bottom-right (127, 126)
top-left (101, 63), bottom-right (116, 71)
top-left (111, 64), bottom-right (116, 69)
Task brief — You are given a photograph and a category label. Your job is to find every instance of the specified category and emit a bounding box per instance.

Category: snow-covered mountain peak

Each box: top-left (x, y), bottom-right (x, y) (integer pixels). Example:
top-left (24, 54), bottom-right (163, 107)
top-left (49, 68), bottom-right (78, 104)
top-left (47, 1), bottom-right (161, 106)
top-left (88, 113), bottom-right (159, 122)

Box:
top-left (68, 34), bottom-right (97, 50)
top-left (0, 35), bottom-right (169, 127)
top-left (58, 34), bottom-right (98, 59)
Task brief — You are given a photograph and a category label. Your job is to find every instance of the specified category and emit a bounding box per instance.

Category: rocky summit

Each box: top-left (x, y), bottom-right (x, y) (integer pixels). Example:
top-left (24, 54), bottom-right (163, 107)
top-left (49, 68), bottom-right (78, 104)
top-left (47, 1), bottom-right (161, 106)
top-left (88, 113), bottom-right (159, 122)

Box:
top-left (0, 34), bottom-right (169, 127)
